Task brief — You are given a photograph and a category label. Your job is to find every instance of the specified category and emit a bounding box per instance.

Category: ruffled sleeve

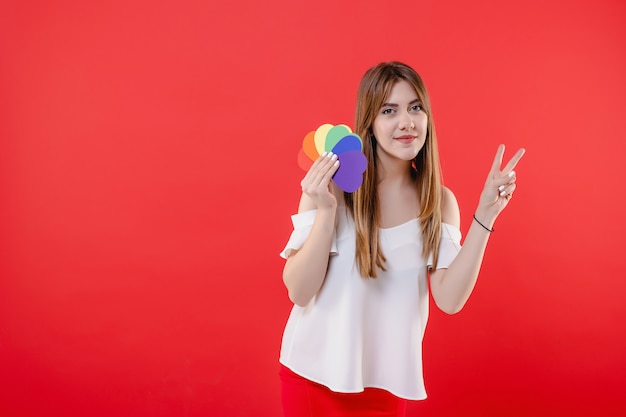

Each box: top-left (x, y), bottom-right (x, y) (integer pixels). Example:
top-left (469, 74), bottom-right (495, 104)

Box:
top-left (427, 223), bottom-right (462, 270)
top-left (279, 209), bottom-right (339, 259)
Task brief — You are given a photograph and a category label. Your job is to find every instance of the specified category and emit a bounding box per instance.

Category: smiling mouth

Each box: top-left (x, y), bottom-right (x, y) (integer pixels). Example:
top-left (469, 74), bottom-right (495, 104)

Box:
top-left (395, 135), bottom-right (416, 143)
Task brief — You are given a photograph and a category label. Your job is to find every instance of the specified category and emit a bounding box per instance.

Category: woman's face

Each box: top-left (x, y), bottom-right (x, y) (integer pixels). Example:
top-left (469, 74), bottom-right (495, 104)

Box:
top-left (372, 80), bottom-right (428, 166)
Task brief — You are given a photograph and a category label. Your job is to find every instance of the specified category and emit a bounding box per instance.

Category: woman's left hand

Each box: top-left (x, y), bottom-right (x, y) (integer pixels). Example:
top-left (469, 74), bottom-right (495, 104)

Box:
top-left (477, 144), bottom-right (526, 221)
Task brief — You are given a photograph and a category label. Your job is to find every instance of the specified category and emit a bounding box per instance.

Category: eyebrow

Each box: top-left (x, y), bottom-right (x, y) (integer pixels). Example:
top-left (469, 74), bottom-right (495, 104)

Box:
top-left (381, 98), bottom-right (421, 107)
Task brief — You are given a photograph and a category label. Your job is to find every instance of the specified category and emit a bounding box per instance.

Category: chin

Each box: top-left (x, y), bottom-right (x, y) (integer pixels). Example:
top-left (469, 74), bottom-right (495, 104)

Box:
top-left (405, 147), bottom-right (422, 160)
top-left (395, 152), bottom-right (419, 162)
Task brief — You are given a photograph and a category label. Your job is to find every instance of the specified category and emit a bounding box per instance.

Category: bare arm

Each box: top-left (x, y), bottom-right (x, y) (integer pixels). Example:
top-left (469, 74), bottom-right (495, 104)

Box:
top-left (283, 152), bottom-right (340, 306)
top-left (430, 145), bottom-right (526, 314)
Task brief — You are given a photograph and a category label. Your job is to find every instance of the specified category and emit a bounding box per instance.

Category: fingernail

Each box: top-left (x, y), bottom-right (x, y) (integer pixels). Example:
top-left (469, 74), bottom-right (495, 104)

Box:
top-left (327, 152), bottom-right (334, 158)
top-left (498, 185), bottom-right (505, 192)
top-left (321, 152), bottom-right (328, 157)
top-left (508, 171), bottom-right (516, 178)
top-left (334, 160), bottom-right (340, 167)
top-left (500, 190), bottom-right (507, 196)
top-left (331, 154), bottom-right (338, 161)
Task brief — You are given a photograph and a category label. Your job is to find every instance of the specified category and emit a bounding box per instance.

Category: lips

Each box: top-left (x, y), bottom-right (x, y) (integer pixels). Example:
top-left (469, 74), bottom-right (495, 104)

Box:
top-left (395, 135), bottom-right (416, 144)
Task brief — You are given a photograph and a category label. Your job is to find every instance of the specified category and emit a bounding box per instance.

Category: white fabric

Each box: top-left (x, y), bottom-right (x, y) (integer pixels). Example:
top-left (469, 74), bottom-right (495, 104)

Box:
top-left (279, 207), bottom-right (462, 400)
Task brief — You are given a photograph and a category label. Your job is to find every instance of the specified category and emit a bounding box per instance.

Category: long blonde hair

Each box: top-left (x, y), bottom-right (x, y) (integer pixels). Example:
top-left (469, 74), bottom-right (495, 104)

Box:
top-left (345, 62), bottom-right (443, 278)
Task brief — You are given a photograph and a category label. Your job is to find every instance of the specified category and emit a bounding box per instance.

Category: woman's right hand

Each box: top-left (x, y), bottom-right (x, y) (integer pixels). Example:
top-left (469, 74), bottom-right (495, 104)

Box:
top-left (300, 152), bottom-right (340, 210)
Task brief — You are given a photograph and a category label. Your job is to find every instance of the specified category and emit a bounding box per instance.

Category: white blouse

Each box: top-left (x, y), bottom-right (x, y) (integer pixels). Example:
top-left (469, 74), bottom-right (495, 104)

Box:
top-left (279, 207), bottom-right (462, 400)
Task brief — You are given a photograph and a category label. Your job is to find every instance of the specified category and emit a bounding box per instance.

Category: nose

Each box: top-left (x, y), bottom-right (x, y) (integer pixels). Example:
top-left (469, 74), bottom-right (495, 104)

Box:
top-left (399, 111), bottom-right (414, 130)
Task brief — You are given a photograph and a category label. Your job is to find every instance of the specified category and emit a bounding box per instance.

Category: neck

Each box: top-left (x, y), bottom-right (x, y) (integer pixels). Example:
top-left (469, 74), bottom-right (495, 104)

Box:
top-left (376, 155), bottom-right (413, 185)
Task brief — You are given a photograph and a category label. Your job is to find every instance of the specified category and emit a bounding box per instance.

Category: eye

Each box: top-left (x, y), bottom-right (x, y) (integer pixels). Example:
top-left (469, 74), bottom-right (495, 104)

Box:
top-left (410, 104), bottom-right (422, 112)
top-left (381, 108), bottom-right (394, 115)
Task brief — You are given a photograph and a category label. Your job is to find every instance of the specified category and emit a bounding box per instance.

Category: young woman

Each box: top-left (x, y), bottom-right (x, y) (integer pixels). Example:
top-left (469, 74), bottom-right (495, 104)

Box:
top-left (278, 61), bottom-right (525, 417)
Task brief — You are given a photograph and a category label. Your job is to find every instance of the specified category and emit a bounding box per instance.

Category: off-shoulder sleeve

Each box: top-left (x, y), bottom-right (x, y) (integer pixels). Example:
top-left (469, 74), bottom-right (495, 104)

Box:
top-left (279, 209), bottom-right (338, 259)
top-left (427, 223), bottom-right (462, 270)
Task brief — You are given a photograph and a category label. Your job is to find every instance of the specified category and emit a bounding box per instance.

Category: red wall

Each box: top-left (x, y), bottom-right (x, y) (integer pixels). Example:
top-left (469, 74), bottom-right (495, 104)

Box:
top-left (1, 0), bottom-right (625, 416)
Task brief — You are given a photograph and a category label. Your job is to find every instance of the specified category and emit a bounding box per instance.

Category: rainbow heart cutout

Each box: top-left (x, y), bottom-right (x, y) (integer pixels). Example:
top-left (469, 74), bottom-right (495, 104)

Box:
top-left (297, 124), bottom-right (367, 193)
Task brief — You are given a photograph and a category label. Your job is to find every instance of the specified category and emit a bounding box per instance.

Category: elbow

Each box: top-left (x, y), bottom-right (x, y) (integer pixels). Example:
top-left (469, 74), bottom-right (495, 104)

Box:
top-left (288, 290), bottom-right (312, 307)
top-left (441, 305), bottom-right (463, 315)
top-left (435, 299), bottom-right (466, 315)
top-left (431, 283), bottom-right (469, 315)
top-left (283, 272), bottom-right (313, 307)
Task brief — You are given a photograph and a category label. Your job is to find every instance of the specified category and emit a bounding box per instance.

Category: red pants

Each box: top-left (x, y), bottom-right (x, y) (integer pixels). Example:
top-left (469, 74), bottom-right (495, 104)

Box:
top-left (280, 365), bottom-right (407, 417)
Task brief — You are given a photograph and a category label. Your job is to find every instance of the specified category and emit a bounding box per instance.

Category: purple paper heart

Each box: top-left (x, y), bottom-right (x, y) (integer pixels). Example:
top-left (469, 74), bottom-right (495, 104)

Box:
top-left (333, 150), bottom-right (367, 193)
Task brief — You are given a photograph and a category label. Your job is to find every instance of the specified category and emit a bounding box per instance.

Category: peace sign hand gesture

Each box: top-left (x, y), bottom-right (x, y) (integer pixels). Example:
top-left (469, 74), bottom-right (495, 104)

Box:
top-left (476, 144), bottom-right (526, 222)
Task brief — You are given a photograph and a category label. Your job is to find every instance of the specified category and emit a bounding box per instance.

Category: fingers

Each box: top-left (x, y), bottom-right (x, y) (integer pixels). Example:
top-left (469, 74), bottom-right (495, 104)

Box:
top-left (498, 182), bottom-right (517, 198)
top-left (480, 145), bottom-right (525, 212)
top-left (301, 152), bottom-right (340, 191)
top-left (493, 147), bottom-right (521, 201)
top-left (315, 152), bottom-right (340, 181)
top-left (490, 144), bottom-right (505, 174)
top-left (501, 147), bottom-right (526, 175)
top-left (303, 152), bottom-right (334, 181)
top-left (300, 152), bottom-right (340, 210)
top-left (490, 145), bottom-right (526, 176)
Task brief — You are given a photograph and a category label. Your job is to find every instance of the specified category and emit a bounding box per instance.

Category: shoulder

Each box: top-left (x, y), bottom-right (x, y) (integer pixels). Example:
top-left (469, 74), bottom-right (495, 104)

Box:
top-left (441, 186), bottom-right (460, 228)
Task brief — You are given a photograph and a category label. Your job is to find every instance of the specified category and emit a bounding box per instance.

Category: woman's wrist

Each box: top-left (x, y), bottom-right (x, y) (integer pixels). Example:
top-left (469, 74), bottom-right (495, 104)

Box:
top-left (316, 204), bottom-right (338, 215)
top-left (473, 207), bottom-right (496, 231)
top-left (473, 214), bottom-right (494, 232)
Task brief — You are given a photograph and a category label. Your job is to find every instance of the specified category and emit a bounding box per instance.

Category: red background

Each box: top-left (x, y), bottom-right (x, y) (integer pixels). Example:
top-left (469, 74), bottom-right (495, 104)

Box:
top-left (1, 0), bottom-right (625, 416)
